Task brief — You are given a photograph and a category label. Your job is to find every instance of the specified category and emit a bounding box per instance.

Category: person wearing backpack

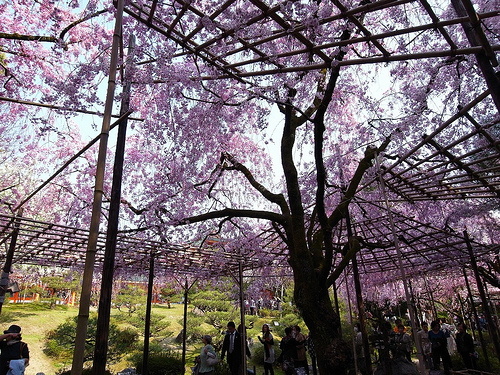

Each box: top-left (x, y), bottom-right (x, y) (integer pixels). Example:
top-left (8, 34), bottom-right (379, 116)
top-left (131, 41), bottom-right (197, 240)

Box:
top-left (0, 325), bottom-right (29, 375)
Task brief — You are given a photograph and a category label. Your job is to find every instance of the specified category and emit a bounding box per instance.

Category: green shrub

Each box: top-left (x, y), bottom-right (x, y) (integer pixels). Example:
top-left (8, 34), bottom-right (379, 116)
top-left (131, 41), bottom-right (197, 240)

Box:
top-left (258, 308), bottom-right (274, 317)
top-left (19, 301), bottom-right (69, 311)
top-left (213, 361), bottom-right (232, 375)
top-left (134, 351), bottom-right (183, 375)
top-left (251, 344), bottom-right (266, 366)
top-left (44, 313), bottom-right (138, 366)
top-left (272, 314), bottom-right (302, 337)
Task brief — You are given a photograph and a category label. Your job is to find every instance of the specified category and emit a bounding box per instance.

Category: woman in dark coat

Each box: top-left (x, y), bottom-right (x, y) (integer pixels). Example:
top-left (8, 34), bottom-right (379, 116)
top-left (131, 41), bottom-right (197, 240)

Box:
top-left (455, 323), bottom-right (477, 370)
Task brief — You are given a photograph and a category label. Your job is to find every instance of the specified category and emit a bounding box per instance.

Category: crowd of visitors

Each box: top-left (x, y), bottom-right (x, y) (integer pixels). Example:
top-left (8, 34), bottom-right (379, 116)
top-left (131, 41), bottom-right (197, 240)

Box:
top-left (193, 314), bottom-right (483, 375)
top-left (198, 321), bottom-right (316, 375)
top-left (277, 325), bottom-right (311, 375)
top-left (358, 316), bottom-right (480, 375)
top-left (244, 298), bottom-right (281, 316)
top-left (349, 316), bottom-right (484, 375)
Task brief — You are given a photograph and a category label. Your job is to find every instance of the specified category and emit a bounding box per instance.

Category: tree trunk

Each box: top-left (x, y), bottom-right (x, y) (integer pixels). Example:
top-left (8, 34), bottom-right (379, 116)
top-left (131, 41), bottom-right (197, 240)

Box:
top-left (293, 259), bottom-right (349, 374)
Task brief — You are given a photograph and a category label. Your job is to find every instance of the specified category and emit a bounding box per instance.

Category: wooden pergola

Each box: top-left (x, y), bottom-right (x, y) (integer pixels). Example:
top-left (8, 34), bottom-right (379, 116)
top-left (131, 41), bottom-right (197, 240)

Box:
top-left (1, 208), bottom-right (497, 274)
top-left (124, 0), bottom-right (499, 80)
top-left (0, 0), bottom-right (499, 374)
top-left (1, 1), bottom-right (497, 273)
top-left (0, 213), bottom-right (283, 276)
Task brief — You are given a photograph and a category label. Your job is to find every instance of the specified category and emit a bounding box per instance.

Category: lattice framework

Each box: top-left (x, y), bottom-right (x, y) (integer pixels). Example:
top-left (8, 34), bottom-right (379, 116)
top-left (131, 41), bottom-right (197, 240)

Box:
top-left (1, 0), bottom-right (499, 281)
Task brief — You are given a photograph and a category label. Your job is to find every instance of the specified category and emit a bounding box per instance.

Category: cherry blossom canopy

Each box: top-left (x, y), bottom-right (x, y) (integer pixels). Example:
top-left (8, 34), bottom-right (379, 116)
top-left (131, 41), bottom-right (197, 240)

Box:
top-left (0, 0), bottom-right (499, 280)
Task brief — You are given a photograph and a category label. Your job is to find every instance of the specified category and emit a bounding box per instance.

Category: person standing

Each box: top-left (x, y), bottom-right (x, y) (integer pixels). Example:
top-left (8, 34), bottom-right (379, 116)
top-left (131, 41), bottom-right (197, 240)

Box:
top-left (393, 318), bottom-right (406, 333)
top-left (250, 300), bottom-right (256, 315)
top-left (392, 324), bottom-right (412, 361)
top-left (0, 325), bottom-right (29, 375)
top-left (258, 324), bottom-right (275, 375)
top-left (305, 334), bottom-right (317, 375)
top-left (221, 321), bottom-right (251, 375)
top-left (428, 320), bottom-right (452, 375)
top-left (198, 335), bottom-right (216, 375)
top-left (279, 327), bottom-right (297, 375)
top-left (455, 323), bottom-right (477, 371)
top-left (440, 318), bottom-right (457, 354)
top-left (293, 325), bottom-right (309, 374)
top-left (354, 323), bottom-right (368, 375)
top-left (416, 322), bottom-right (431, 369)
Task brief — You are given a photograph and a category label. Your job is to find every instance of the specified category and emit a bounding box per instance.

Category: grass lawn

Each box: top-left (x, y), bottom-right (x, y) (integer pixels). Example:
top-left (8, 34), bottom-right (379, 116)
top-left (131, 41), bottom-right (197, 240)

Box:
top-left (0, 302), bottom-right (78, 375)
top-left (0, 302), bottom-right (287, 375)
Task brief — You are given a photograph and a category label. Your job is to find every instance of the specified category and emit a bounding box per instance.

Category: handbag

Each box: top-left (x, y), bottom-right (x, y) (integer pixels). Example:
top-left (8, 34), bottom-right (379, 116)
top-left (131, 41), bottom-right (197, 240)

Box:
top-left (206, 351), bottom-right (219, 366)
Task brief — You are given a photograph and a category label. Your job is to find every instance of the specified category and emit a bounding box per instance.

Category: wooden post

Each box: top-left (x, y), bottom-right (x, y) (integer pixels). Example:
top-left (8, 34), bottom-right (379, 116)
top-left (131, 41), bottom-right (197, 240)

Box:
top-left (142, 251), bottom-right (155, 375)
top-left (344, 272), bottom-right (358, 375)
top-left (462, 267), bottom-right (490, 369)
top-left (423, 276), bottom-right (438, 321)
top-left (464, 231), bottom-right (500, 363)
top-left (71, 1), bottom-right (124, 374)
top-left (332, 282), bottom-right (342, 338)
top-left (408, 280), bottom-right (420, 328)
top-left (92, 29), bottom-right (134, 375)
top-left (180, 277), bottom-right (197, 373)
top-left (0, 209), bottom-right (23, 314)
top-left (239, 261), bottom-right (248, 375)
top-left (346, 213), bottom-right (372, 375)
top-left (451, 0), bottom-right (500, 113)
top-left (182, 279), bottom-right (189, 372)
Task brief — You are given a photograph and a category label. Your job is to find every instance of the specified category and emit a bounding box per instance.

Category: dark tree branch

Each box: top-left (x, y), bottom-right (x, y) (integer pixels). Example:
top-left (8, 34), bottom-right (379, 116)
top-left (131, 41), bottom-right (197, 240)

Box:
top-left (328, 136), bottom-right (391, 229)
top-left (327, 236), bottom-right (360, 286)
top-left (59, 9), bottom-right (108, 41)
top-left (478, 265), bottom-right (500, 288)
top-left (272, 221), bottom-right (288, 245)
top-left (0, 9), bottom-right (108, 49)
top-left (312, 29), bottom-right (353, 281)
top-left (179, 208), bottom-right (285, 226)
top-left (0, 33), bottom-right (59, 43)
top-left (221, 152), bottom-right (290, 215)
top-left (120, 198), bottom-right (148, 215)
